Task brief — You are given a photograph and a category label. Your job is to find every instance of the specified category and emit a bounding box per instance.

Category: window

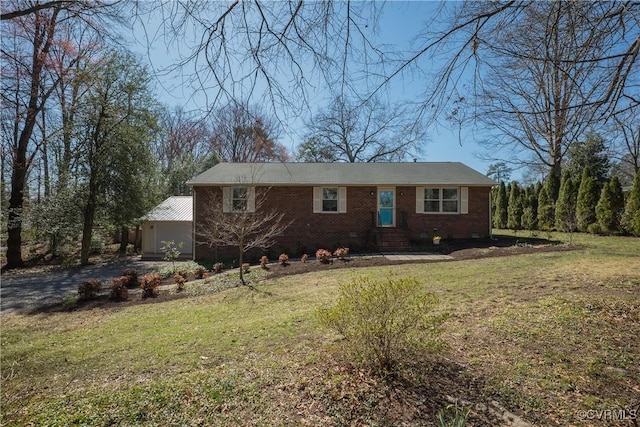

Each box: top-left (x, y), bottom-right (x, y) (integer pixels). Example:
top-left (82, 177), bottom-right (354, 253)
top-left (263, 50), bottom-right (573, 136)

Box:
top-left (313, 187), bottom-right (347, 213)
top-left (419, 187), bottom-right (459, 213)
top-left (223, 187), bottom-right (255, 213)
top-left (322, 187), bottom-right (338, 212)
top-left (232, 188), bottom-right (248, 212)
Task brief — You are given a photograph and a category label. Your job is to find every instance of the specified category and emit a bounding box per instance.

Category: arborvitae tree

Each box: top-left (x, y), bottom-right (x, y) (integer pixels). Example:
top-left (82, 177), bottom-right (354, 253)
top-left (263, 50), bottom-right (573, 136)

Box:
top-left (507, 182), bottom-right (523, 230)
top-left (596, 176), bottom-right (624, 234)
top-left (521, 185), bottom-right (538, 230)
top-left (537, 185), bottom-right (555, 230)
top-left (555, 170), bottom-right (577, 232)
top-left (621, 171), bottom-right (640, 236)
top-left (544, 169), bottom-right (561, 203)
top-left (576, 167), bottom-right (599, 232)
top-left (493, 181), bottom-right (508, 229)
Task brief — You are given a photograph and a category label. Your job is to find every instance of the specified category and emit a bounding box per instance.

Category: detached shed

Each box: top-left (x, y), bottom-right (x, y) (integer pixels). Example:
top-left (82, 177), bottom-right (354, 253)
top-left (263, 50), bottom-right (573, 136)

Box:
top-left (141, 196), bottom-right (193, 257)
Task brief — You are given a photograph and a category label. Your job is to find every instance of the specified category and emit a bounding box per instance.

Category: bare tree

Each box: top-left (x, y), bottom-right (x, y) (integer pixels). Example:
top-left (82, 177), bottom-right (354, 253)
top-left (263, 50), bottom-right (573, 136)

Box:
top-left (611, 107), bottom-right (640, 185)
top-left (210, 103), bottom-right (290, 163)
top-left (196, 186), bottom-right (291, 286)
top-left (382, 1), bottom-right (639, 176)
top-left (156, 106), bottom-right (218, 196)
top-left (135, 2), bottom-right (386, 120)
top-left (468, 2), bottom-right (637, 177)
top-left (301, 96), bottom-right (423, 163)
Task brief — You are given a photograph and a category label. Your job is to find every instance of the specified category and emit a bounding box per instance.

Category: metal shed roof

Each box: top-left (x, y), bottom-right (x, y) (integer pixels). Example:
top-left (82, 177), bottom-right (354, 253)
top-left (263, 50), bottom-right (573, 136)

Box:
top-left (142, 196), bottom-right (193, 222)
top-left (187, 162), bottom-right (496, 187)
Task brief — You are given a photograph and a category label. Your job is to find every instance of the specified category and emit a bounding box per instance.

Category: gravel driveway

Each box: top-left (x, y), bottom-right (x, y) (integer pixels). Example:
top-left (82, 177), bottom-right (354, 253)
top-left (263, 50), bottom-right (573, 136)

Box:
top-left (1, 257), bottom-right (168, 315)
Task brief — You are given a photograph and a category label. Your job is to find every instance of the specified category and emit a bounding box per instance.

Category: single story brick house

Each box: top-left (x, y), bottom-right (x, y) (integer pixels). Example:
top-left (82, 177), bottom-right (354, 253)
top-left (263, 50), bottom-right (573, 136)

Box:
top-left (187, 162), bottom-right (496, 260)
top-left (141, 196), bottom-right (193, 258)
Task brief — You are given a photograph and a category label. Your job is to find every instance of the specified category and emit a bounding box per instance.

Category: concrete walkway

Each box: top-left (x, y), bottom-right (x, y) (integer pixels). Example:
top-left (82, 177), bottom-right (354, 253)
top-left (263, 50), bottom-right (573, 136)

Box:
top-left (381, 252), bottom-right (454, 262)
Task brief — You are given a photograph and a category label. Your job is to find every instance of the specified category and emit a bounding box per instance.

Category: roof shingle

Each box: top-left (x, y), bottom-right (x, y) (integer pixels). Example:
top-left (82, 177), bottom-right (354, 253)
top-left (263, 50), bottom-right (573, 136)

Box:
top-left (187, 162), bottom-right (496, 186)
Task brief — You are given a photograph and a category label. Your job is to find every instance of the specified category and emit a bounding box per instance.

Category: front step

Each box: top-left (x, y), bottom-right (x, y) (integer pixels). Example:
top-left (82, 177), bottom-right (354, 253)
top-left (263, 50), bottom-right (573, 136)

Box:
top-left (374, 228), bottom-right (411, 252)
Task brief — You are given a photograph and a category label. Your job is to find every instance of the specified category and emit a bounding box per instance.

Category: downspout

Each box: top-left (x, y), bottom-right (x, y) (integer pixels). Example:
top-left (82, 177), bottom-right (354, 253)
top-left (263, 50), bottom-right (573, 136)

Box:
top-left (489, 186), bottom-right (494, 238)
top-left (191, 189), bottom-right (196, 261)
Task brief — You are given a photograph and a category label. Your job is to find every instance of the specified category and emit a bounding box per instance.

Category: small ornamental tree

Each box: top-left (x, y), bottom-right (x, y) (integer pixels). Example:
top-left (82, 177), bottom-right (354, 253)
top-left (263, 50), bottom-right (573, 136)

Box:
top-left (576, 167), bottom-right (599, 232)
top-left (196, 186), bottom-right (291, 286)
top-left (161, 240), bottom-right (183, 272)
top-left (622, 171), bottom-right (640, 236)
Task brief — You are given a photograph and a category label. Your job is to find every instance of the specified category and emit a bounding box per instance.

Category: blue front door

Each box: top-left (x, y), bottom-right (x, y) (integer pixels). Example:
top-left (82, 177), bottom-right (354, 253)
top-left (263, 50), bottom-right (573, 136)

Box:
top-left (378, 188), bottom-right (395, 227)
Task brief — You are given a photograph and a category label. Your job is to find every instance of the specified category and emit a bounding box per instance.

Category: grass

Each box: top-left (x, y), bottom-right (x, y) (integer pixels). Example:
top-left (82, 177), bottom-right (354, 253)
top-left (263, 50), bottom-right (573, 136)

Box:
top-left (1, 231), bottom-right (639, 425)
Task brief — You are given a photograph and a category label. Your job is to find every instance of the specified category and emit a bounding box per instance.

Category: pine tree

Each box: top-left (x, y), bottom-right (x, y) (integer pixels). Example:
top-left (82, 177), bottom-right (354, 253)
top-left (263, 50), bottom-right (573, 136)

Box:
top-left (596, 176), bottom-right (624, 234)
top-left (555, 170), bottom-right (577, 232)
top-left (507, 182), bottom-right (523, 230)
top-left (622, 171), bottom-right (640, 236)
top-left (537, 185), bottom-right (555, 230)
top-left (576, 167), bottom-right (599, 232)
top-left (493, 181), bottom-right (508, 229)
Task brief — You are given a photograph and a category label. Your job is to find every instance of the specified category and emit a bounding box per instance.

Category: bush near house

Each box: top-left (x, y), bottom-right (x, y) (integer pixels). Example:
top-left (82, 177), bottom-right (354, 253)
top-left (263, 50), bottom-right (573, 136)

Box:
top-left (78, 279), bottom-right (102, 300)
top-left (121, 269), bottom-right (139, 288)
top-left (110, 277), bottom-right (129, 300)
top-left (140, 273), bottom-right (161, 298)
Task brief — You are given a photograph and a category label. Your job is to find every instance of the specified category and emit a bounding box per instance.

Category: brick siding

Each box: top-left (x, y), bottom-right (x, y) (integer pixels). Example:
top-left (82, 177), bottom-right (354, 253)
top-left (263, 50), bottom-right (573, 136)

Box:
top-left (193, 185), bottom-right (491, 261)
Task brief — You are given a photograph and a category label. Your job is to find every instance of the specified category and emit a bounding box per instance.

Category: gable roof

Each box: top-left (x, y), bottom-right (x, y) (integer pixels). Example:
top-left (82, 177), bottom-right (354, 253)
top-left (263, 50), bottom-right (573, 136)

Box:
top-left (187, 162), bottom-right (496, 187)
top-left (142, 196), bottom-right (193, 222)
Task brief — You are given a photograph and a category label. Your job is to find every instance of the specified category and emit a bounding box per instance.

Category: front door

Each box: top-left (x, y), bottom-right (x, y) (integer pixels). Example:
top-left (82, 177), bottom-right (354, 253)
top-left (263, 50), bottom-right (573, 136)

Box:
top-left (378, 187), bottom-right (395, 227)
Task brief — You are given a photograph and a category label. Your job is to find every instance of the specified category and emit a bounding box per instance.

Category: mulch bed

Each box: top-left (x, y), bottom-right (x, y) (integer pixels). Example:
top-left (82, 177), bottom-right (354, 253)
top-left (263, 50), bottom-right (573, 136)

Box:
top-left (29, 235), bottom-right (575, 315)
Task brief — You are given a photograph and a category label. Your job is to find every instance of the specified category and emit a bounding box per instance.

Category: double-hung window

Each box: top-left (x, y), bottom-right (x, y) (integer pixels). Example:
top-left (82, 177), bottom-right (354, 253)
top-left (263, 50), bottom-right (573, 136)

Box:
top-left (223, 187), bottom-right (256, 213)
top-left (417, 187), bottom-right (468, 214)
top-left (322, 187), bottom-right (338, 212)
top-left (313, 187), bottom-right (347, 213)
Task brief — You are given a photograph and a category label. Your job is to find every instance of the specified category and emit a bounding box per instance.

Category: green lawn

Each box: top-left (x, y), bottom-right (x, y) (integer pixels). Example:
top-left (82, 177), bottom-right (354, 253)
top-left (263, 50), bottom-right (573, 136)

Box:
top-left (1, 232), bottom-right (639, 425)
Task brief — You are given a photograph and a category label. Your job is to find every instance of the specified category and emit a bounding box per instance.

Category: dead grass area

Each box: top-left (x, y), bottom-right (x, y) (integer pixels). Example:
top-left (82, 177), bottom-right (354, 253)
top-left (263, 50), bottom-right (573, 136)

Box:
top-left (447, 275), bottom-right (640, 425)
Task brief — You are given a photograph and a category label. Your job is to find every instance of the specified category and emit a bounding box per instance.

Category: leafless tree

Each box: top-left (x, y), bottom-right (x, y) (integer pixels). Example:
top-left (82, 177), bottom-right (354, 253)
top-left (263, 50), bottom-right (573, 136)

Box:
top-left (386, 1), bottom-right (639, 176)
top-left (156, 106), bottom-right (218, 196)
top-left (468, 2), bottom-right (639, 177)
top-left (135, 1), bottom-right (386, 121)
top-left (210, 103), bottom-right (290, 163)
top-left (301, 96), bottom-right (424, 163)
top-left (611, 107), bottom-right (640, 184)
top-left (196, 186), bottom-right (291, 286)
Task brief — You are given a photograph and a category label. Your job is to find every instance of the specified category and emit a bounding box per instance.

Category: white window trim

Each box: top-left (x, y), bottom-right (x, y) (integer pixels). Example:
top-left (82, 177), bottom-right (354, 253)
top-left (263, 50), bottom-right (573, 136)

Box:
top-left (416, 186), bottom-right (468, 214)
top-left (222, 187), bottom-right (256, 213)
top-left (313, 187), bottom-right (347, 213)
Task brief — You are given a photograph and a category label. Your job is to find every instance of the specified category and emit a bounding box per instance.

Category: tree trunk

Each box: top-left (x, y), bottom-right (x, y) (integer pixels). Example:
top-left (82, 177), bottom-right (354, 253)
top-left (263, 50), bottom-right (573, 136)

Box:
top-left (5, 164), bottom-right (27, 269)
top-left (119, 227), bottom-right (128, 253)
top-left (4, 6), bottom-right (60, 270)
